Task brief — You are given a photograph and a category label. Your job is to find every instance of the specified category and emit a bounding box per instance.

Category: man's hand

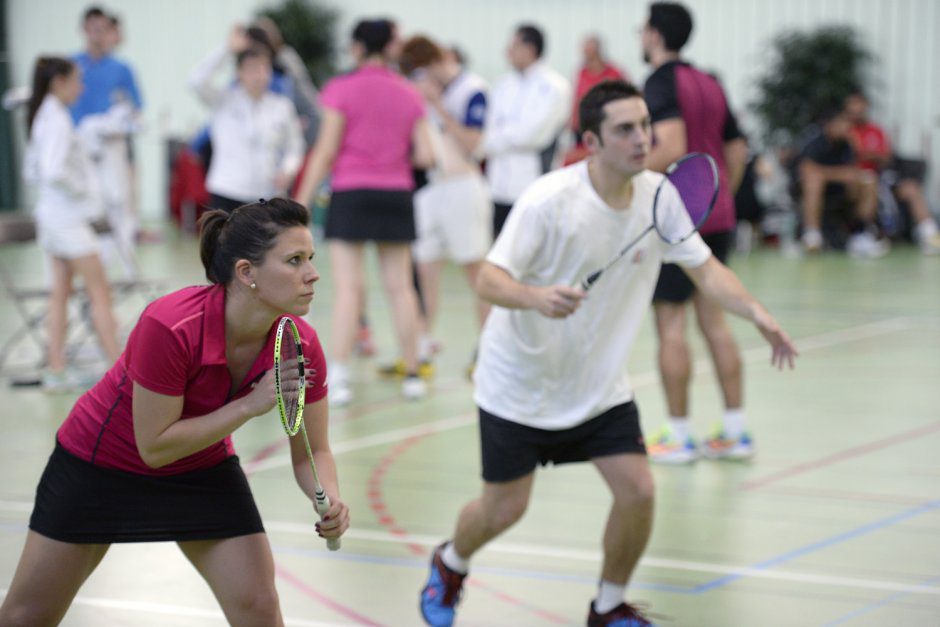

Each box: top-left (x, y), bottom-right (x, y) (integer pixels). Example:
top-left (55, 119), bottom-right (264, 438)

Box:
top-left (753, 308), bottom-right (798, 370)
top-left (530, 285), bottom-right (586, 319)
top-left (228, 25), bottom-right (249, 54)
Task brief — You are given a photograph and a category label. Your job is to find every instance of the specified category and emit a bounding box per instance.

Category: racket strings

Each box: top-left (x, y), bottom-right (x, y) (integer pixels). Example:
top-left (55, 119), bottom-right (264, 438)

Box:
top-left (278, 335), bottom-right (303, 434)
top-left (654, 153), bottom-right (719, 243)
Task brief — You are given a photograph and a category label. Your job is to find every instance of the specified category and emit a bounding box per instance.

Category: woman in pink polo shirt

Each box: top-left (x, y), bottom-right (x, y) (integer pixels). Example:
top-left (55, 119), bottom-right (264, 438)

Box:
top-left (295, 18), bottom-right (434, 406)
top-left (0, 199), bottom-right (348, 626)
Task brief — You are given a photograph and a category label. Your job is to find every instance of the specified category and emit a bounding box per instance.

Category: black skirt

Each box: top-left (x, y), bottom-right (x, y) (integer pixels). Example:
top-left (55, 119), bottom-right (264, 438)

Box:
top-left (326, 188), bottom-right (416, 242)
top-left (29, 442), bottom-right (264, 544)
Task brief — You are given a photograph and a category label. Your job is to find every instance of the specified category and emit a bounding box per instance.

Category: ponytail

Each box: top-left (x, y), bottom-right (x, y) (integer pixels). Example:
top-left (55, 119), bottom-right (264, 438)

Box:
top-left (197, 209), bottom-right (231, 284)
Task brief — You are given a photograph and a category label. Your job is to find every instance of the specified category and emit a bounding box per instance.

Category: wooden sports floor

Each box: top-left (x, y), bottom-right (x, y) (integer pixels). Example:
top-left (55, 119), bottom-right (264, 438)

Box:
top-left (1, 228), bottom-right (938, 626)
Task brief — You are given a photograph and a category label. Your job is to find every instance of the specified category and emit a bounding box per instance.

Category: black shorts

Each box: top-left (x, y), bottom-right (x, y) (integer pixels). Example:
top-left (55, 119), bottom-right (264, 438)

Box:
top-left (493, 202), bottom-right (513, 238)
top-left (207, 192), bottom-right (252, 214)
top-left (653, 230), bottom-right (734, 304)
top-left (29, 442), bottom-right (264, 544)
top-left (326, 189), bottom-right (416, 242)
top-left (479, 402), bottom-right (646, 483)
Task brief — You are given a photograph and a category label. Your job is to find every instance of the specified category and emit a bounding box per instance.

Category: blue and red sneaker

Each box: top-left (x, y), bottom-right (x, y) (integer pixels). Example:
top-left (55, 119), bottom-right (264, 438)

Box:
top-left (420, 543), bottom-right (467, 626)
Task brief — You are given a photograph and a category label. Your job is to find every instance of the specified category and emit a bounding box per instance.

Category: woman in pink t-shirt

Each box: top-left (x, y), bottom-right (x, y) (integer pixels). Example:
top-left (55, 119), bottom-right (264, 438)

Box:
top-left (295, 19), bottom-right (434, 406)
top-left (0, 199), bottom-right (348, 626)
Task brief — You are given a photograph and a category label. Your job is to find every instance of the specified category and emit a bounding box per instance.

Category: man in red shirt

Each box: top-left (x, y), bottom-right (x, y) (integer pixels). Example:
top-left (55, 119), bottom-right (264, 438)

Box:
top-left (845, 91), bottom-right (940, 254)
top-left (563, 35), bottom-right (628, 165)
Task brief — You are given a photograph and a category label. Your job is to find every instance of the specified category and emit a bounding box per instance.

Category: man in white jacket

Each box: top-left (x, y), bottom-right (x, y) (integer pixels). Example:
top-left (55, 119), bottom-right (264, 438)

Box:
top-left (482, 24), bottom-right (571, 237)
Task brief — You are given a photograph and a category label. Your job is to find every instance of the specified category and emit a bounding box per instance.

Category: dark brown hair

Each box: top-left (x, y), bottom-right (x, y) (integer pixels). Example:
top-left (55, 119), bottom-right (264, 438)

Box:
top-left (27, 57), bottom-right (77, 136)
top-left (198, 198), bottom-right (310, 285)
top-left (579, 80), bottom-right (644, 138)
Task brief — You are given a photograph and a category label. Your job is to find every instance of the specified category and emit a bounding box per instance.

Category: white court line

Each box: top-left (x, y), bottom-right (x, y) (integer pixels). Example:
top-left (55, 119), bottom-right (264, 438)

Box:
top-left (263, 523), bottom-right (940, 597)
top-left (250, 317), bottom-right (912, 473)
top-left (0, 588), bottom-right (352, 626)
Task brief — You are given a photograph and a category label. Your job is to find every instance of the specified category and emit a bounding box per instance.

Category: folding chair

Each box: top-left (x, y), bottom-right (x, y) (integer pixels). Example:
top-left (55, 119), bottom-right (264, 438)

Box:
top-left (0, 213), bottom-right (163, 376)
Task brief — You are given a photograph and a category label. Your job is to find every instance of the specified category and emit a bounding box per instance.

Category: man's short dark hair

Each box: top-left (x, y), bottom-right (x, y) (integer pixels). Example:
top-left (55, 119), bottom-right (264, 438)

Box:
top-left (516, 24), bottom-right (544, 58)
top-left (579, 80), bottom-right (644, 138)
top-left (352, 19), bottom-right (394, 56)
top-left (649, 2), bottom-right (693, 52)
top-left (83, 5), bottom-right (107, 22)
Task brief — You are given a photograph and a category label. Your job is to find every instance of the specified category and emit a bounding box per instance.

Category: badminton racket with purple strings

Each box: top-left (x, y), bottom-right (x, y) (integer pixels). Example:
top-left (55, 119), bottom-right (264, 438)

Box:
top-left (579, 152), bottom-right (719, 290)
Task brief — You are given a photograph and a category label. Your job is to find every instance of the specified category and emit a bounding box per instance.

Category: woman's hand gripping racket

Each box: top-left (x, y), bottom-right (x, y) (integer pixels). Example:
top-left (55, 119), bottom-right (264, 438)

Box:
top-left (579, 152), bottom-right (719, 290)
top-left (274, 317), bottom-right (341, 551)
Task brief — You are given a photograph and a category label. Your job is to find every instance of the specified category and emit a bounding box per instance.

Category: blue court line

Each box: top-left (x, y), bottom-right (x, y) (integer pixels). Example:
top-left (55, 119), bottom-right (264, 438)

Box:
top-left (692, 498), bottom-right (940, 593)
top-left (821, 574), bottom-right (940, 626)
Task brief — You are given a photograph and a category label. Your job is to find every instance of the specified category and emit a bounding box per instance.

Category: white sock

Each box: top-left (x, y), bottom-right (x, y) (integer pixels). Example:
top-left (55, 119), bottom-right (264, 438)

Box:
top-left (723, 408), bottom-right (746, 439)
top-left (441, 541), bottom-right (469, 574)
top-left (418, 334), bottom-right (434, 362)
top-left (668, 416), bottom-right (690, 441)
top-left (593, 580), bottom-right (626, 614)
top-left (916, 219), bottom-right (938, 242)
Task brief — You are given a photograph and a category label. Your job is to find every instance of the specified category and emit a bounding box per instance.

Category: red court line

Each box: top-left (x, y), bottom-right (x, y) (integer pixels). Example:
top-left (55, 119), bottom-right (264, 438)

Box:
top-left (274, 564), bottom-right (384, 626)
top-left (742, 420), bottom-right (940, 491)
top-left (758, 484), bottom-right (927, 506)
top-left (367, 433), bottom-right (570, 624)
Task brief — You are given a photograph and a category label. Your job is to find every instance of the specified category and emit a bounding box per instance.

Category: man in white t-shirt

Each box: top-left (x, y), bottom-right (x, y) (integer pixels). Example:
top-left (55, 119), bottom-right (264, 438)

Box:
top-left (419, 81), bottom-right (798, 627)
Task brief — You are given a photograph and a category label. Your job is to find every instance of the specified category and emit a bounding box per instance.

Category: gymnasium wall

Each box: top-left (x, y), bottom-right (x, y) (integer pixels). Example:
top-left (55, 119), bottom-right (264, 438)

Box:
top-left (6, 0), bottom-right (939, 219)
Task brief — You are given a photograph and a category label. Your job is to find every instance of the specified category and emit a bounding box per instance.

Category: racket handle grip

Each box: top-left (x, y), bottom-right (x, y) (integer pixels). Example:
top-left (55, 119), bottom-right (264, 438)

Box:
top-left (577, 270), bottom-right (601, 292)
top-left (315, 489), bottom-right (341, 551)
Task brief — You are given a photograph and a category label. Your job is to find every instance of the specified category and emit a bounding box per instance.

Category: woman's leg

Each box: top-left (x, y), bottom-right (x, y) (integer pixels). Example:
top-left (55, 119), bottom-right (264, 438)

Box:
top-left (0, 531), bottom-right (109, 626)
top-left (46, 257), bottom-right (73, 371)
top-left (68, 254), bottom-right (122, 363)
top-left (328, 241), bottom-right (365, 365)
top-left (178, 533), bottom-right (283, 627)
top-left (416, 259), bottom-right (443, 334)
top-left (376, 243), bottom-right (421, 373)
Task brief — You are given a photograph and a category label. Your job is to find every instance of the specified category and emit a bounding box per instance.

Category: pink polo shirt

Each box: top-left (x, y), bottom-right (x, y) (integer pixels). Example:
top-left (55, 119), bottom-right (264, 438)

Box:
top-left (320, 64), bottom-right (425, 191)
top-left (57, 284), bottom-right (329, 475)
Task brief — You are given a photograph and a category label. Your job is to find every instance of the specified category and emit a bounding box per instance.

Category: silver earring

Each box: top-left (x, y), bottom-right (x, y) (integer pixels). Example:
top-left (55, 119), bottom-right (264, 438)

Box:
top-left (250, 282), bottom-right (257, 290)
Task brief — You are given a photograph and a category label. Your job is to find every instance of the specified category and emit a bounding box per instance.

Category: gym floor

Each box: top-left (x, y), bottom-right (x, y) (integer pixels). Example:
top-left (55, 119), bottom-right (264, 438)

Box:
top-left (1, 228), bottom-right (938, 626)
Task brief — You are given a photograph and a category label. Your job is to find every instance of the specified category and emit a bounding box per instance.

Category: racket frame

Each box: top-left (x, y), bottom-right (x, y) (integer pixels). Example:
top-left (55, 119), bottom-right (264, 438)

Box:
top-left (274, 316), bottom-right (341, 551)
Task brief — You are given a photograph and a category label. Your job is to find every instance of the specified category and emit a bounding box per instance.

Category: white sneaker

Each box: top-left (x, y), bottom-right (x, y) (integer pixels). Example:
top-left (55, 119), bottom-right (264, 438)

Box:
top-left (801, 229), bottom-right (823, 253)
top-left (847, 232), bottom-right (890, 258)
top-left (918, 231), bottom-right (940, 256)
top-left (329, 380), bottom-right (353, 407)
top-left (402, 375), bottom-right (427, 401)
